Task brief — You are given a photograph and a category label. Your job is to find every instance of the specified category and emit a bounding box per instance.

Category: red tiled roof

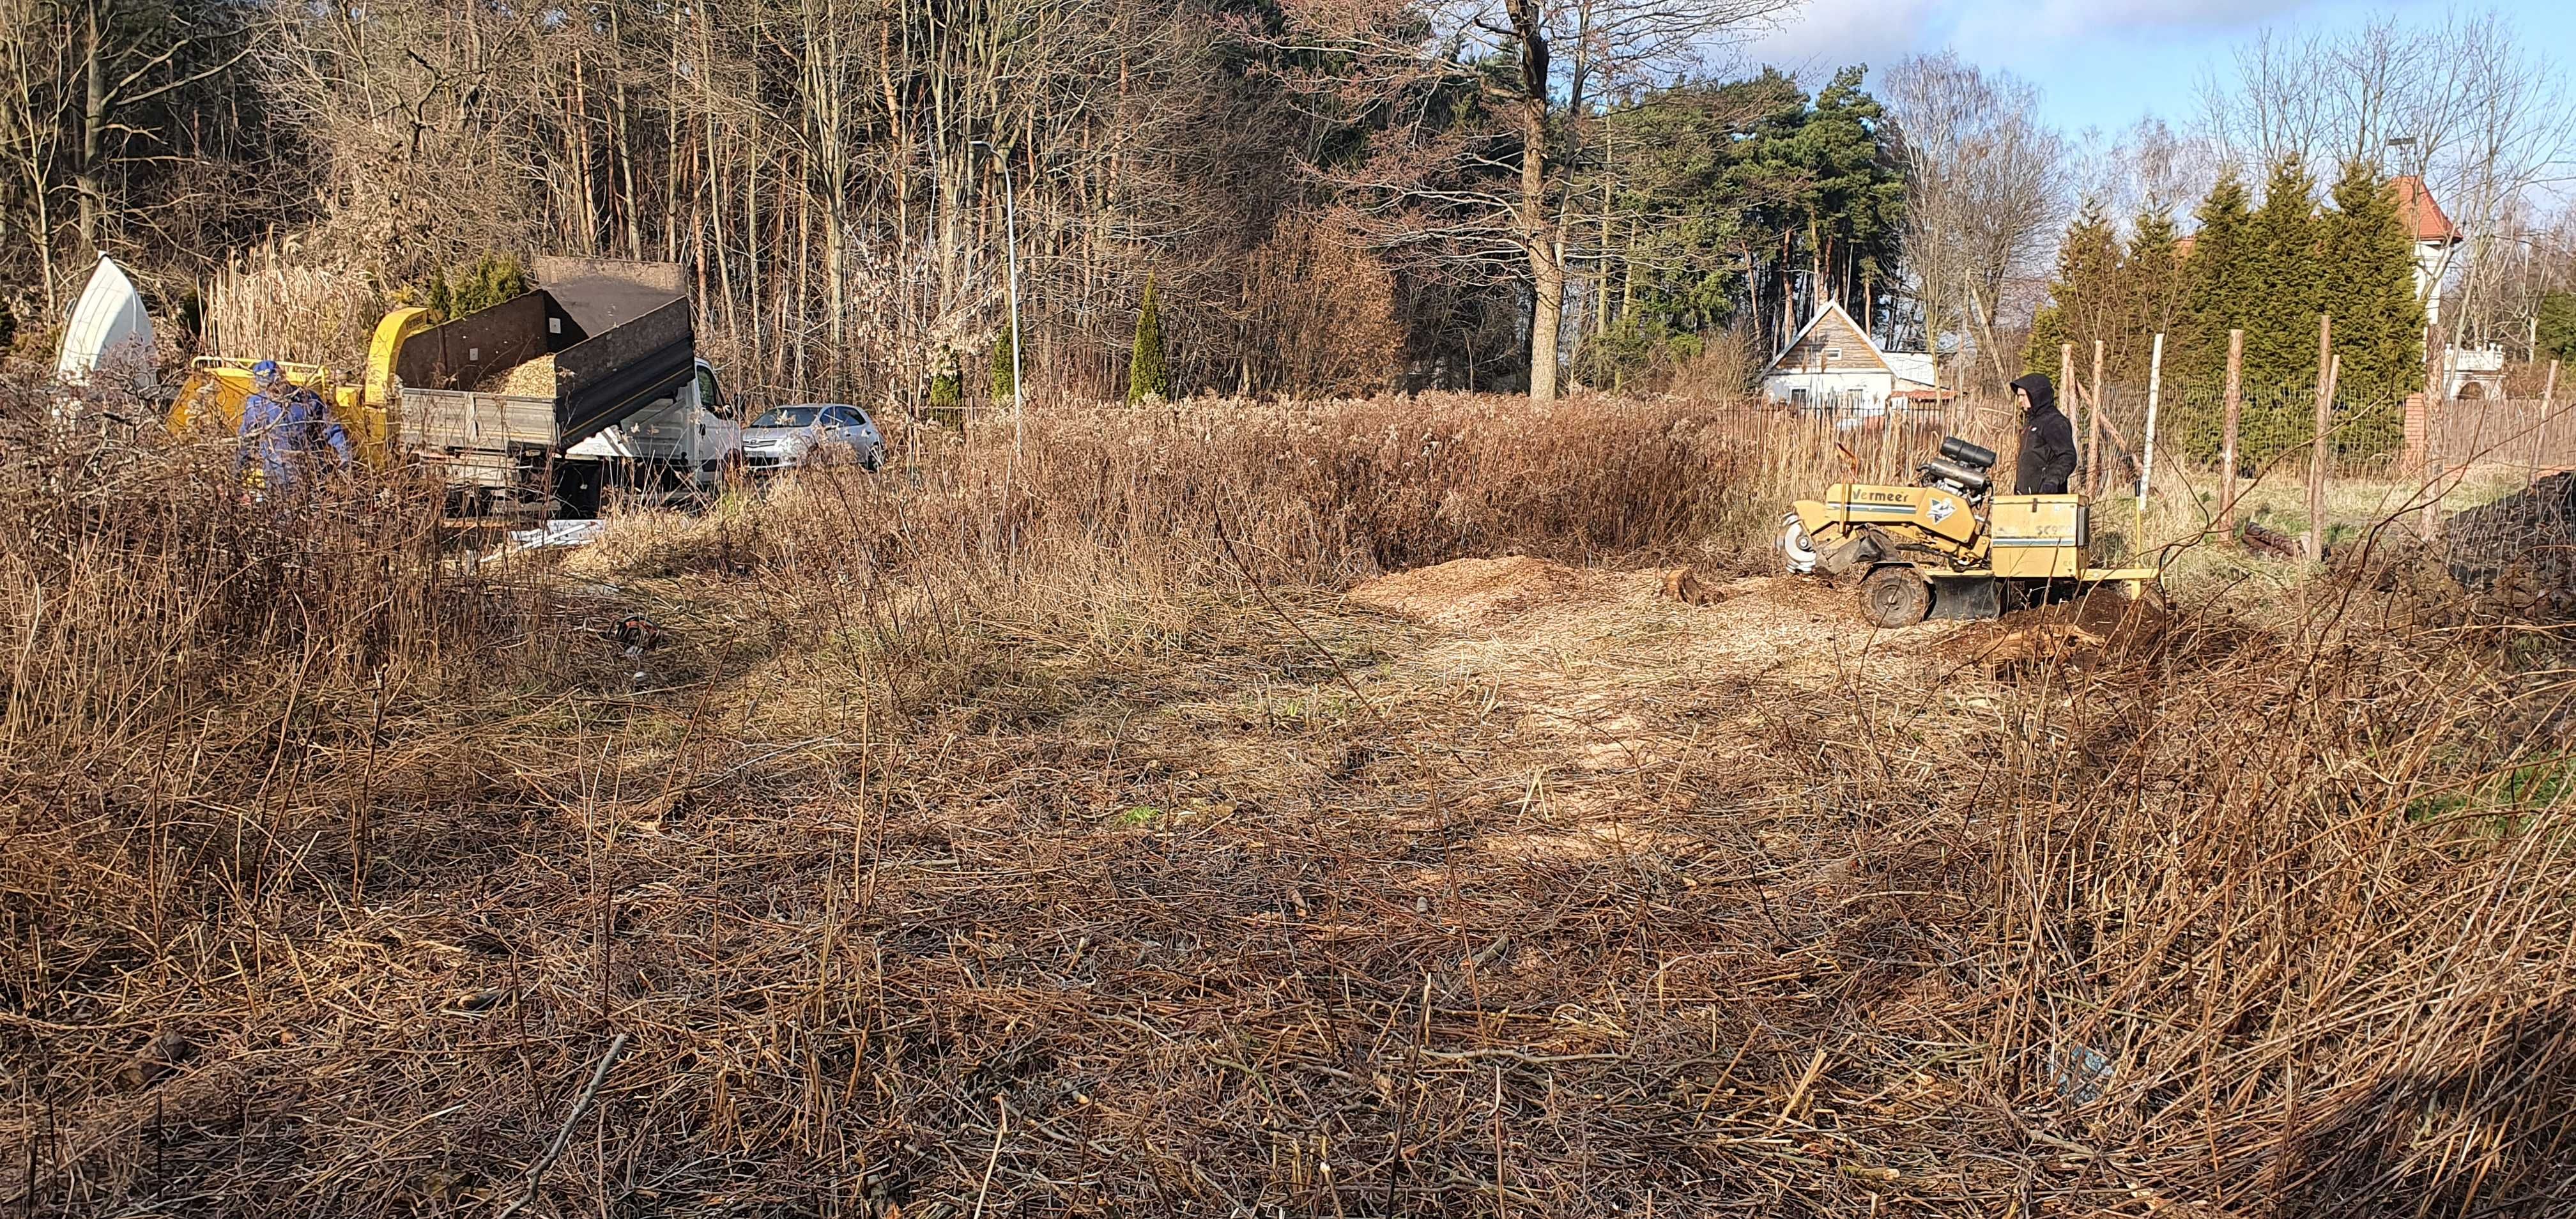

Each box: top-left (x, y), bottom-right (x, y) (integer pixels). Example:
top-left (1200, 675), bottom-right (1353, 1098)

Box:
top-left (2391, 176), bottom-right (2460, 243)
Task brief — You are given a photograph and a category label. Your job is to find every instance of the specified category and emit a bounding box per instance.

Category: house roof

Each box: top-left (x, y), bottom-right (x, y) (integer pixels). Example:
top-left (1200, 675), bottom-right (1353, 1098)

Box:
top-left (2391, 176), bottom-right (2460, 244)
top-left (1760, 301), bottom-right (1911, 380)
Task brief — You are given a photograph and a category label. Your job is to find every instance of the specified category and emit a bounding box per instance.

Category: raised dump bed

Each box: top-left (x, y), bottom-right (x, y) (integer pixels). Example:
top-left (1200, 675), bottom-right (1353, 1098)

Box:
top-left (394, 259), bottom-right (697, 469)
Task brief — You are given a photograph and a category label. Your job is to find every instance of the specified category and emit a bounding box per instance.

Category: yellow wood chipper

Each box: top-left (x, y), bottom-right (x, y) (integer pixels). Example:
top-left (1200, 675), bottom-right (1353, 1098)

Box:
top-left (1779, 436), bottom-right (2160, 627)
top-left (165, 309), bottom-right (434, 468)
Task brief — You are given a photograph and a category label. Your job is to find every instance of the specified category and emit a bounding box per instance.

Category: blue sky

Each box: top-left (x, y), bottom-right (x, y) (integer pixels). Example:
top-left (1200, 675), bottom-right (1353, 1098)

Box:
top-left (1744, 0), bottom-right (2571, 139)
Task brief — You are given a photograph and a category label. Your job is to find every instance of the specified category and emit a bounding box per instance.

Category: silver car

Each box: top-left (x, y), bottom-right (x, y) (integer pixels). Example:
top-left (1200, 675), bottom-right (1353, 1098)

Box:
top-left (741, 403), bottom-right (885, 473)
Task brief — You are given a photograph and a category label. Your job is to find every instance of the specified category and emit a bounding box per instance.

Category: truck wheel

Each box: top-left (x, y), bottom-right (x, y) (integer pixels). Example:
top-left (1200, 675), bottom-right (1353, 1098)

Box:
top-left (1859, 565), bottom-right (1931, 628)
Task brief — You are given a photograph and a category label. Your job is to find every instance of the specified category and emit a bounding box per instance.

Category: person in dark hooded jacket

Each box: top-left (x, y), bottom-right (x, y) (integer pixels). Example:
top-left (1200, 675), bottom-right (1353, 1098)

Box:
top-left (2009, 372), bottom-right (2077, 494)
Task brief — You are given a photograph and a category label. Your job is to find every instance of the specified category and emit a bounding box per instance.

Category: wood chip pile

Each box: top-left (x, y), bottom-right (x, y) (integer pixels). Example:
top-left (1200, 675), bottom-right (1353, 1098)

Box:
top-left (481, 354), bottom-right (558, 398)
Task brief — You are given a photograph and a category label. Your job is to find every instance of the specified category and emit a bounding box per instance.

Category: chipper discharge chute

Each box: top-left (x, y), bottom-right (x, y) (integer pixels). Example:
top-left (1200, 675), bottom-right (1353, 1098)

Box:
top-left (1778, 435), bottom-right (2159, 628)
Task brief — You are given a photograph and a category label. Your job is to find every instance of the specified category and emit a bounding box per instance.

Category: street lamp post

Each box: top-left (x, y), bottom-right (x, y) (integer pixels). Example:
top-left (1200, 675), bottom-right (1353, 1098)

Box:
top-left (972, 139), bottom-right (1024, 464)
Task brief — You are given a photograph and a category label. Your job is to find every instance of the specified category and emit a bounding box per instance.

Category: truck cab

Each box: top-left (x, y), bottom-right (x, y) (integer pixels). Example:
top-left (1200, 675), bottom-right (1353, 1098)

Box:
top-left (565, 358), bottom-right (740, 502)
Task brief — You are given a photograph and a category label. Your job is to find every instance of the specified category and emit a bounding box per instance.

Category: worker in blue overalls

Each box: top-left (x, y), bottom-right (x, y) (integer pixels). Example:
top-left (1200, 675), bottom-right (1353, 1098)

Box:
top-left (237, 360), bottom-right (351, 491)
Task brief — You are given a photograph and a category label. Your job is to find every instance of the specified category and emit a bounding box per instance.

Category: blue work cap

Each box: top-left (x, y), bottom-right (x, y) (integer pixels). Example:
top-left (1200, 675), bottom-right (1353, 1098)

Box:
top-left (250, 360), bottom-right (282, 380)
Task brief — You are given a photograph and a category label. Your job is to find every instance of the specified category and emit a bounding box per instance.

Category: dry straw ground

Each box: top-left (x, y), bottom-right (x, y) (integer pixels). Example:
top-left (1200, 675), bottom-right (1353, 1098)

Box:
top-left (4, 384), bottom-right (2572, 1218)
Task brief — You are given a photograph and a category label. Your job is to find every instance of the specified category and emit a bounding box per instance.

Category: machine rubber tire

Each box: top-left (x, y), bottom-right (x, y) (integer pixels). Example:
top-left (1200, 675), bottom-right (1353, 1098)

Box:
top-left (1859, 565), bottom-right (1932, 629)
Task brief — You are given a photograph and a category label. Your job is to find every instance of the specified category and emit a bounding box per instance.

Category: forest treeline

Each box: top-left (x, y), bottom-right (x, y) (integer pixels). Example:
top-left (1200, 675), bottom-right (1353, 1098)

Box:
top-left (2023, 156), bottom-right (2429, 463)
top-left (3, 0), bottom-right (2570, 408)
top-left (2, 0), bottom-right (1902, 402)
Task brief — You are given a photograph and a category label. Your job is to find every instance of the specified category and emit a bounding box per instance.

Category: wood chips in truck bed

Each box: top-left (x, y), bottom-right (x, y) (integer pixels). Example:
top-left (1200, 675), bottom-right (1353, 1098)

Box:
top-left (480, 354), bottom-right (558, 397)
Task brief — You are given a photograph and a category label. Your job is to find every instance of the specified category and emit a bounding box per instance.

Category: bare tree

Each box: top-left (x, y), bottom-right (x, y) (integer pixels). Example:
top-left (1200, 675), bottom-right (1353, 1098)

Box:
top-left (2071, 116), bottom-right (2224, 226)
top-left (0, 0), bottom-right (255, 306)
top-left (0, 0), bottom-right (75, 305)
top-left (1880, 52), bottom-right (2067, 378)
top-left (1262, 0), bottom-right (1797, 401)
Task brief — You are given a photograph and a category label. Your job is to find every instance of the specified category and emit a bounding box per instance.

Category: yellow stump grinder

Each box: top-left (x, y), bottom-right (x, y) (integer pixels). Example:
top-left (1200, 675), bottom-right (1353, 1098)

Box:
top-left (1779, 436), bottom-right (2160, 627)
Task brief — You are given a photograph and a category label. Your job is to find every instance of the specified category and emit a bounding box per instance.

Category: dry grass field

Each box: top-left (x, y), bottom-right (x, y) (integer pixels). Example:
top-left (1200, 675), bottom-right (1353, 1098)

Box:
top-left (4, 385), bottom-right (2573, 1217)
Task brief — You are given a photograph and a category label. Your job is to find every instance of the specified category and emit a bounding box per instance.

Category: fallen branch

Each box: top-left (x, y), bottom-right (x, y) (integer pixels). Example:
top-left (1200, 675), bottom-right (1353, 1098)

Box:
top-left (493, 1031), bottom-right (629, 1219)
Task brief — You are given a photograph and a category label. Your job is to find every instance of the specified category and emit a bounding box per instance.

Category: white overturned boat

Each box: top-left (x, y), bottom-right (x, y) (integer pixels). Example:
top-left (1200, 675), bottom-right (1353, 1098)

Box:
top-left (54, 254), bottom-right (158, 394)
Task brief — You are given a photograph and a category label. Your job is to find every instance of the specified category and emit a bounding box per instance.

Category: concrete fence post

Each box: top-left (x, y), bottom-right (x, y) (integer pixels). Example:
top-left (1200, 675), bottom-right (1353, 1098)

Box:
top-left (2306, 316), bottom-right (2331, 563)
top-left (2220, 330), bottom-right (2242, 543)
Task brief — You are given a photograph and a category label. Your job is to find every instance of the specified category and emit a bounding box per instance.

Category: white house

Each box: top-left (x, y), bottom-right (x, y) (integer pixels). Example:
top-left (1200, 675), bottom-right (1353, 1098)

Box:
top-left (1758, 301), bottom-right (1942, 415)
top-left (2392, 175), bottom-right (2460, 330)
top-left (2389, 176), bottom-right (2508, 398)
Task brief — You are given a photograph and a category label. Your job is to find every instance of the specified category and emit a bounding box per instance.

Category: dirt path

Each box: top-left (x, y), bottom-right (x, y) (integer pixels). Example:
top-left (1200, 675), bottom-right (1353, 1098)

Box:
top-left (1340, 556), bottom-right (1993, 864)
top-left (1350, 556), bottom-right (1972, 764)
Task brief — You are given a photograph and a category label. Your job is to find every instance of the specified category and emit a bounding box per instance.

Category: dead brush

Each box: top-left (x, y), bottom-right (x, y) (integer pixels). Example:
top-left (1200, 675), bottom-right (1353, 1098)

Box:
top-left (4, 382), bottom-right (2573, 1218)
top-left (754, 394), bottom-right (1768, 586)
top-left (0, 369), bottom-right (580, 1154)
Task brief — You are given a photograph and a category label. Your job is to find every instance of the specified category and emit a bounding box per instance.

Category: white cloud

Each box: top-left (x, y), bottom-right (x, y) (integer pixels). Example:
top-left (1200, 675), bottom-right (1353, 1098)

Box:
top-left (1744, 0), bottom-right (2324, 77)
top-left (1739, 0), bottom-right (1949, 77)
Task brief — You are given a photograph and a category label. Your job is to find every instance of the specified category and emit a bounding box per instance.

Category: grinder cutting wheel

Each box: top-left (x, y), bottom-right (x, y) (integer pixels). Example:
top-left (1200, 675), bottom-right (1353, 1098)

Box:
top-left (1778, 433), bottom-right (2159, 628)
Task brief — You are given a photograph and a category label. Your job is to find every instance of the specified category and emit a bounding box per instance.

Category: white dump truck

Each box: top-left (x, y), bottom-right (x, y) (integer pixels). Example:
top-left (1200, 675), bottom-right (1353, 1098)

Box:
top-left (389, 256), bottom-right (739, 514)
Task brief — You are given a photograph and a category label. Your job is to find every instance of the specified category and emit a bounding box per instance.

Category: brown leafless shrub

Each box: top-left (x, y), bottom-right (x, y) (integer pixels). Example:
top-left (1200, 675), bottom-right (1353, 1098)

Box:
top-left (749, 394), bottom-right (1761, 594)
top-left (6, 382), bottom-right (2572, 1218)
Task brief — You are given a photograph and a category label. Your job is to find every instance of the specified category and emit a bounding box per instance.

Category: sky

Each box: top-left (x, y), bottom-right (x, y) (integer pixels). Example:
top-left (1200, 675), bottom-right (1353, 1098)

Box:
top-left (1742, 0), bottom-right (2575, 140)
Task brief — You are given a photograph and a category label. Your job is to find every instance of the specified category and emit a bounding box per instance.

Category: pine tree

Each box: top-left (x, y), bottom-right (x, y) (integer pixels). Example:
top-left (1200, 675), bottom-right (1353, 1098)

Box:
top-left (989, 334), bottom-right (1016, 401)
top-left (2021, 305), bottom-right (2068, 378)
top-left (1128, 275), bottom-right (1169, 403)
top-left (2120, 207), bottom-right (2184, 385)
top-left (2540, 293), bottom-right (2576, 365)
top-left (2021, 200), bottom-right (2124, 376)
top-left (2177, 171), bottom-right (2254, 401)
top-left (2244, 155), bottom-right (2322, 392)
top-left (2173, 172), bottom-right (2257, 462)
top-left (2315, 160), bottom-right (2426, 429)
top-left (456, 254), bottom-right (531, 314)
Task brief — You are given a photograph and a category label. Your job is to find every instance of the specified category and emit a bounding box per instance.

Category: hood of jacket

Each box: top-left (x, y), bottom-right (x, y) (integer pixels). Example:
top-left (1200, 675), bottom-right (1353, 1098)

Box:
top-left (2009, 372), bottom-right (2058, 416)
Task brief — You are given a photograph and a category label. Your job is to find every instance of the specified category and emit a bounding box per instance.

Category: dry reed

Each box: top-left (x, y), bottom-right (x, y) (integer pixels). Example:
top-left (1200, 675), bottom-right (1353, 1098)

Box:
top-left (4, 378), bottom-right (2570, 1218)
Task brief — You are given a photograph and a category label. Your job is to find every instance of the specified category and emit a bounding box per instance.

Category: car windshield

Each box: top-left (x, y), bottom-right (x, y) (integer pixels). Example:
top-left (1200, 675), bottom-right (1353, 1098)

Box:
top-left (751, 406), bottom-right (826, 428)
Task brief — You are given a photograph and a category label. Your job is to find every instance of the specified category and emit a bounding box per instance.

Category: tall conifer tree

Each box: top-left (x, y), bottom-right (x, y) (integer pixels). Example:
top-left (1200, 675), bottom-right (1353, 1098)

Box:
top-left (2023, 200), bottom-right (2125, 375)
top-left (2177, 171), bottom-right (2255, 401)
top-left (2234, 157), bottom-right (2324, 462)
top-left (2244, 156), bottom-right (2322, 392)
top-left (1128, 276), bottom-right (1169, 403)
top-left (2315, 160), bottom-right (2426, 410)
top-left (2121, 207), bottom-right (2184, 385)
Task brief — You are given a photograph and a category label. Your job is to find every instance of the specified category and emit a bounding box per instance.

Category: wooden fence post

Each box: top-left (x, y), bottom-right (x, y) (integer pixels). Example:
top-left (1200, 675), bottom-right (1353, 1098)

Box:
top-left (2220, 329), bottom-right (2242, 542)
top-left (2307, 314), bottom-right (2331, 563)
top-left (2421, 328), bottom-right (2446, 540)
top-left (2060, 342), bottom-right (2078, 486)
top-left (2088, 339), bottom-right (2105, 495)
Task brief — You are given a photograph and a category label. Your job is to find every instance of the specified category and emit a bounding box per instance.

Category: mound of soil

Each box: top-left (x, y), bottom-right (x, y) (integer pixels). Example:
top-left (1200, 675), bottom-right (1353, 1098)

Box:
top-left (1347, 555), bottom-right (1585, 624)
top-left (1944, 585), bottom-right (2173, 673)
